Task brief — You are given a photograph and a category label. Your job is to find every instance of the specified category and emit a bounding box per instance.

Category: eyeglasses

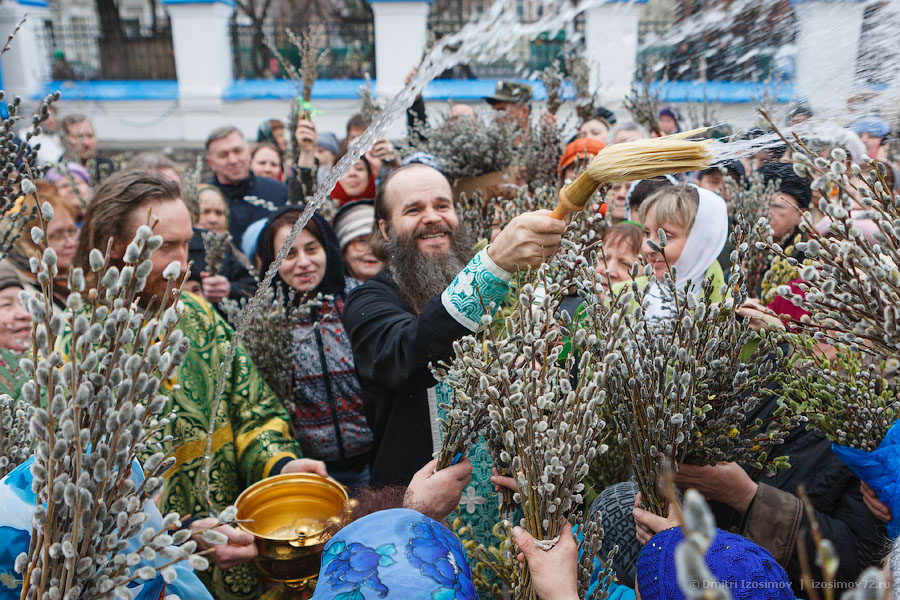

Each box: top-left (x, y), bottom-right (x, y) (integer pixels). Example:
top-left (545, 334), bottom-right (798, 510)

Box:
top-left (347, 237), bottom-right (371, 251)
top-left (47, 226), bottom-right (79, 244)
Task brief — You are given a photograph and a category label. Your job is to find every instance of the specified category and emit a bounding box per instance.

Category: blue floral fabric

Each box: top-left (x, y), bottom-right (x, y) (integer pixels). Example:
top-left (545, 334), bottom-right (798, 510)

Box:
top-left (312, 508), bottom-right (476, 600)
top-left (440, 248), bottom-right (513, 332)
top-left (831, 418), bottom-right (900, 538)
top-left (320, 540), bottom-right (397, 598)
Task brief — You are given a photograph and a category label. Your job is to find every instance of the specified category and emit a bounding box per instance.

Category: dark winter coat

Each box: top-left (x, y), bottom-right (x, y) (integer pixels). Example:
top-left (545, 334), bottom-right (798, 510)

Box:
top-left (256, 208), bottom-right (372, 469)
top-left (711, 386), bottom-right (887, 594)
top-left (341, 269), bottom-right (471, 486)
top-left (187, 228), bottom-right (257, 303)
top-left (206, 173), bottom-right (288, 245)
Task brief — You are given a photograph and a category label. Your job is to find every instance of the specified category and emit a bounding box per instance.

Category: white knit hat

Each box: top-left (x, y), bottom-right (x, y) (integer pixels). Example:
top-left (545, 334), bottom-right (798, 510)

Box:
top-left (332, 199), bottom-right (375, 250)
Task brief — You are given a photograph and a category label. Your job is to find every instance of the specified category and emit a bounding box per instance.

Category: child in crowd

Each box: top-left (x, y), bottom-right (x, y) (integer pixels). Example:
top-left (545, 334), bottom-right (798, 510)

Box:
top-left (597, 221), bottom-right (643, 291)
top-left (637, 184), bottom-right (728, 318)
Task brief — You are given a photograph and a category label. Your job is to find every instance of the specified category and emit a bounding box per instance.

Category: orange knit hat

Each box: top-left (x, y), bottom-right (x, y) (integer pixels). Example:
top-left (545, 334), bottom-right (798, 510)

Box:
top-left (559, 138), bottom-right (605, 173)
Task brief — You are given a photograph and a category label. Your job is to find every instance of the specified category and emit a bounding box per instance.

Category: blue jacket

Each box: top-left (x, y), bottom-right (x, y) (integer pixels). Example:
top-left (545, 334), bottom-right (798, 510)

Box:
top-left (0, 457), bottom-right (214, 600)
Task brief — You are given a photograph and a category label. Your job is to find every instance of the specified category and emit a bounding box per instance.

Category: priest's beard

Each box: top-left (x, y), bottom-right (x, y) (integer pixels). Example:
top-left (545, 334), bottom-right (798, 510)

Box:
top-left (385, 224), bottom-right (474, 314)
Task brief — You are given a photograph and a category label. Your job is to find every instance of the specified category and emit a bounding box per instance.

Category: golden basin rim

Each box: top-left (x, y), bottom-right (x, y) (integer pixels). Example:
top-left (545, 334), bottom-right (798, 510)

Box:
top-left (235, 473), bottom-right (349, 542)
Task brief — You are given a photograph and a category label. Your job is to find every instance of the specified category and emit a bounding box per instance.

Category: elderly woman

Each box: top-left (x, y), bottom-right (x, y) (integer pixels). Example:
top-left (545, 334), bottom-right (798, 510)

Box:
top-left (255, 206), bottom-right (373, 489)
top-left (0, 262), bottom-right (31, 352)
top-left (46, 162), bottom-right (91, 220)
top-left (332, 200), bottom-right (383, 283)
top-left (1, 182), bottom-right (79, 314)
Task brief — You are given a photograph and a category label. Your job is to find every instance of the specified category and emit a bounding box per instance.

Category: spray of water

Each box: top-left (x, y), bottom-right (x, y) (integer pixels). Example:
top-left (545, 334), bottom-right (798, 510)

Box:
top-left (640, 0), bottom-right (900, 129)
top-left (201, 0), bottom-right (900, 506)
top-left (200, 0), bottom-right (625, 508)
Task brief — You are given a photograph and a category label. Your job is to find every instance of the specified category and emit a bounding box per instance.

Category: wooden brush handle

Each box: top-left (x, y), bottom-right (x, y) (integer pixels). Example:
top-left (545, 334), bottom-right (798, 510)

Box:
top-left (551, 171), bottom-right (602, 220)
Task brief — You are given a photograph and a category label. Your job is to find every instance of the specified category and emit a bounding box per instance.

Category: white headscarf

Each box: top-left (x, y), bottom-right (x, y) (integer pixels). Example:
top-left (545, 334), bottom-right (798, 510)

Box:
top-left (644, 185), bottom-right (729, 319)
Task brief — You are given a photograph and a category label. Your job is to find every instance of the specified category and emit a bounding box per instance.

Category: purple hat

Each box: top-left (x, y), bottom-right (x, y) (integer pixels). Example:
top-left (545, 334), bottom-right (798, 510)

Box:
top-left (659, 106), bottom-right (682, 123)
top-left (46, 162), bottom-right (91, 185)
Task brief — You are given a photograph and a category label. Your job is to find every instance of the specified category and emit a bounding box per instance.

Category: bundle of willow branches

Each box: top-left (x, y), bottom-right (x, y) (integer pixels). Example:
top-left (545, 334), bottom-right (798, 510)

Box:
top-left (200, 230), bottom-right (231, 277)
top-left (14, 198), bottom-right (228, 600)
top-left (765, 146), bottom-right (900, 358)
top-left (434, 227), bottom-right (614, 600)
top-left (598, 219), bottom-right (791, 516)
top-left (721, 170), bottom-right (779, 295)
top-left (408, 112), bottom-right (520, 181)
top-left (1, 90), bottom-right (60, 259)
top-left (755, 113), bottom-right (900, 452)
top-left (219, 285), bottom-right (307, 403)
top-left (0, 391), bottom-right (31, 478)
top-left (779, 341), bottom-right (899, 451)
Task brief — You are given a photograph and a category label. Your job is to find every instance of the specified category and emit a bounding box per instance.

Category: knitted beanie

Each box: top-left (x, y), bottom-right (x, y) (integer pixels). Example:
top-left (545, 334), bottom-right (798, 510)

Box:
top-left (757, 162), bottom-right (812, 209)
top-left (636, 527), bottom-right (794, 600)
top-left (590, 481), bottom-right (642, 587)
top-left (852, 117), bottom-right (890, 139)
top-left (332, 199), bottom-right (375, 251)
top-left (317, 132), bottom-right (340, 157)
top-left (559, 138), bottom-right (605, 172)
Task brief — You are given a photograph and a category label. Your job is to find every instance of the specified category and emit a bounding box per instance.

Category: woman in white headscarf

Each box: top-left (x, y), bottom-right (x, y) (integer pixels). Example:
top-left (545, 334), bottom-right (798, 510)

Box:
top-left (637, 183), bottom-right (729, 319)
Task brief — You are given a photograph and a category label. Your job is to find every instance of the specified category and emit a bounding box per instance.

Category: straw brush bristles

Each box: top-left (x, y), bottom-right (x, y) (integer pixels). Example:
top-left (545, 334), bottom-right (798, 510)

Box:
top-left (585, 128), bottom-right (713, 184)
top-left (552, 129), bottom-right (714, 220)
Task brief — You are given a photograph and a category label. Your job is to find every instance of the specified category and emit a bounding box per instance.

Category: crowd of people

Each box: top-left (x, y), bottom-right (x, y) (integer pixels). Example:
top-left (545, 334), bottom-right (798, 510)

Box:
top-left (1, 76), bottom-right (899, 600)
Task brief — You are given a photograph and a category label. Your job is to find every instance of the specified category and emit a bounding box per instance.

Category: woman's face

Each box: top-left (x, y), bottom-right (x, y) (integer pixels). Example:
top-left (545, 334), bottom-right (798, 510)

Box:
top-left (658, 115), bottom-right (678, 135)
top-left (578, 119), bottom-right (608, 141)
top-left (45, 208), bottom-right (79, 272)
top-left (339, 161), bottom-right (370, 197)
top-left (275, 226), bottom-right (327, 294)
top-left (315, 147), bottom-right (336, 168)
top-left (343, 236), bottom-right (383, 282)
top-left (0, 287), bottom-right (31, 351)
top-left (642, 207), bottom-right (689, 280)
top-left (768, 192), bottom-right (804, 241)
top-left (596, 239), bottom-right (639, 289)
top-left (55, 178), bottom-right (91, 209)
top-left (198, 191), bottom-right (228, 234)
top-left (607, 183), bottom-right (630, 221)
top-left (250, 147), bottom-right (282, 181)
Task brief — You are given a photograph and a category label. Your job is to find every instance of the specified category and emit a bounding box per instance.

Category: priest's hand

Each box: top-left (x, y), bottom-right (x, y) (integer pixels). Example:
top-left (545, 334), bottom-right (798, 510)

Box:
top-left (488, 210), bottom-right (567, 272)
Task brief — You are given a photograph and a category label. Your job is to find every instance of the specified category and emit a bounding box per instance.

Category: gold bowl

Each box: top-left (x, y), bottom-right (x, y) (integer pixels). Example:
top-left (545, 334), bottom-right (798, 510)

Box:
top-left (236, 473), bottom-right (350, 592)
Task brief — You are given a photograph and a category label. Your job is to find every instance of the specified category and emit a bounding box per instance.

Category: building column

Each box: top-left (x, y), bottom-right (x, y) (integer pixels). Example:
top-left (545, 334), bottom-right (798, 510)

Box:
top-left (0, 0), bottom-right (51, 97)
top-left (792, 0), bottom-right (866, 115)
top-left (368, 0), bottom-right (431, 99)
top-left (583, 0), bottom-right (647, 106)
top-left (162, 0), bottom-right (235, 140)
